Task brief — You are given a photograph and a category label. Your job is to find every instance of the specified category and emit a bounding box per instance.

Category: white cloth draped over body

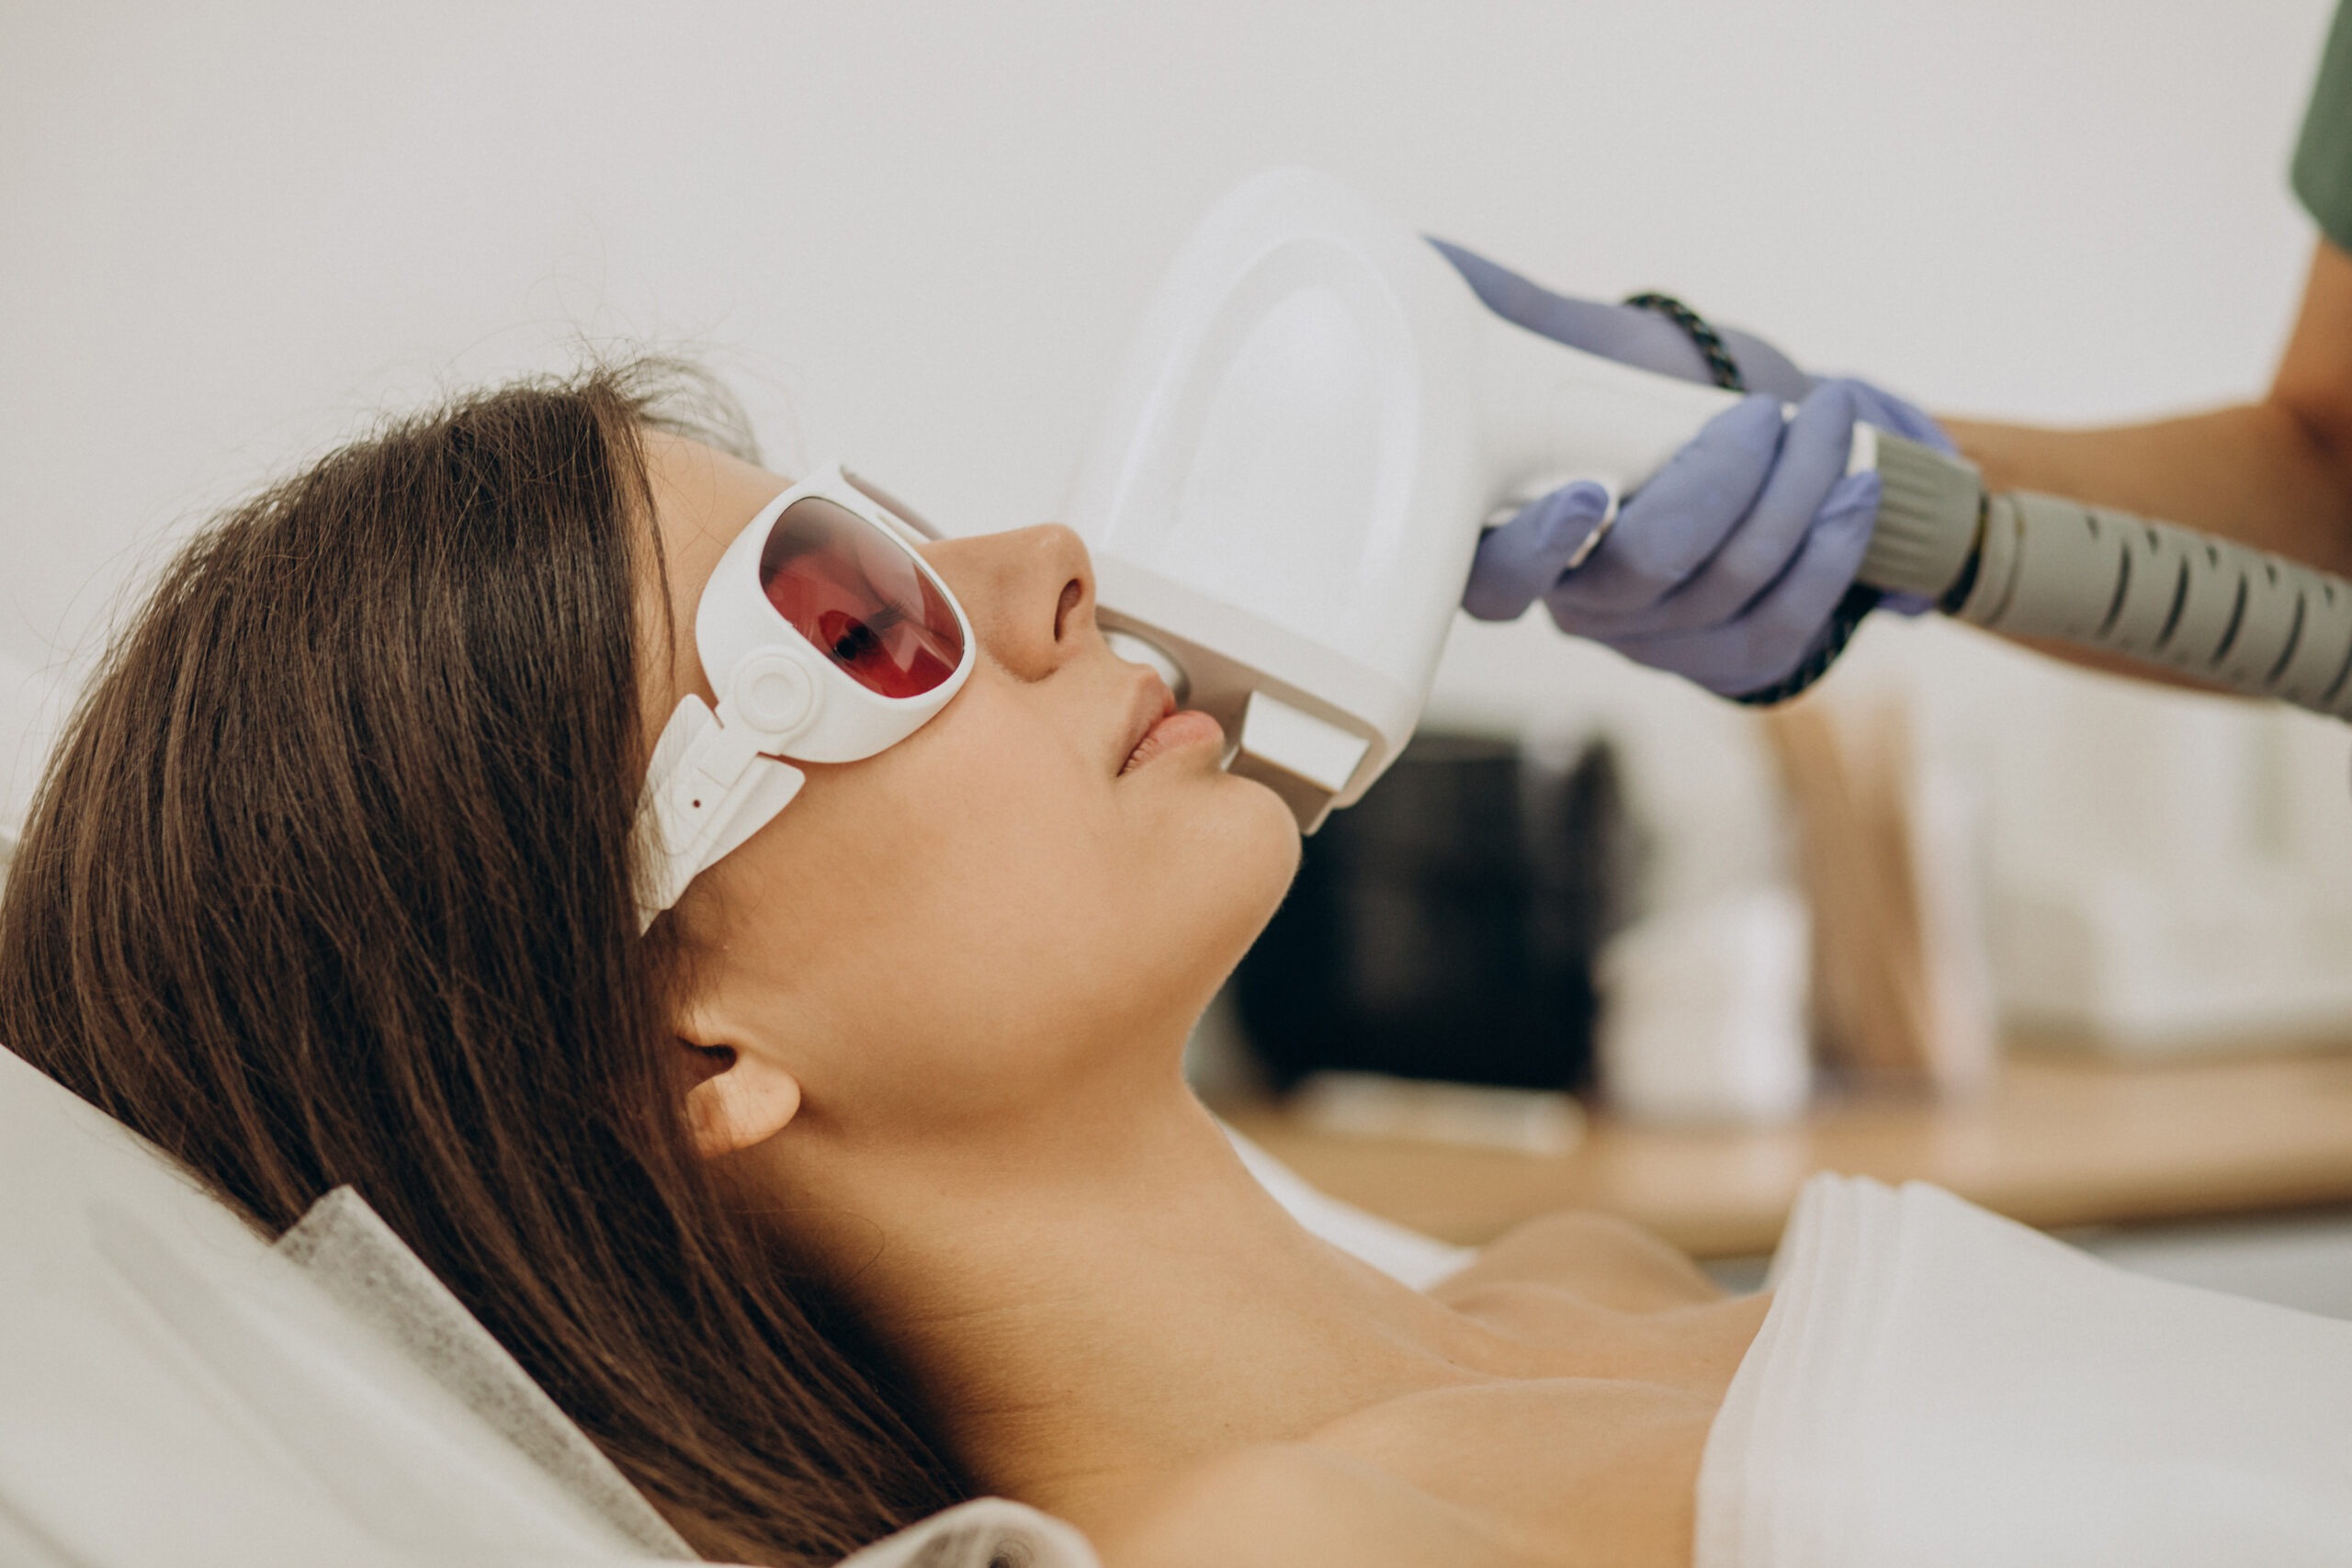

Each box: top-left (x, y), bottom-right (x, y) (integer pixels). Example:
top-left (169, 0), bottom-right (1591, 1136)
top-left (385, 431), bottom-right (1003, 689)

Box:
top-left (10, 1032), bottom-right (2352, 1568)
top-left (1699, 1173), bottom-right (2352, 1568)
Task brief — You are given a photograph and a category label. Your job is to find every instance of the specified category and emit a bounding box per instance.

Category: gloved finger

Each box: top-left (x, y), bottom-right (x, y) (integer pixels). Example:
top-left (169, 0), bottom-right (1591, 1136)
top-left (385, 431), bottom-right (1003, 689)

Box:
top-left (1543, 394), bottom-right (1781, 625)
top-left (1607, 470), bottom-right (1881, 694)
top-left (1420, 241), bottom-right (1806, 400)
top-left (1463, 480), bottom-right (1615, 621)
top-left (1837, 378), bottom-right (1956, 458)
top-left (1427, 241), bottom-right (1811, 397)
top-left (1431, 240), bottom-right (1688, 373)
top-left (1631, 380), bottom-right (1863, 635)
top-left (1712, 324), bottom-right (1815, 402)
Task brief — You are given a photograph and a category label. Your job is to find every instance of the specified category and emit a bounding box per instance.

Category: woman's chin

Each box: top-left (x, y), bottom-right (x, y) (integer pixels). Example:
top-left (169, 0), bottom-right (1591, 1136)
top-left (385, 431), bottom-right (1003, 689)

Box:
top-left (1206, 772), bottom-right (1307, 942)
top-left (1116, 763), bottom-right (1302, 987)
top-left (1263, 792), bottom-right (1308, 876)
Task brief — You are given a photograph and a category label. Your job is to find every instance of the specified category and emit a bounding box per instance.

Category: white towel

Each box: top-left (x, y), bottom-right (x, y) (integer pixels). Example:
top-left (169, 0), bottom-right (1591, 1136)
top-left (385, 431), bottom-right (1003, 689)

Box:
top-left (1698, 1174), bottom-right (2352, 1568)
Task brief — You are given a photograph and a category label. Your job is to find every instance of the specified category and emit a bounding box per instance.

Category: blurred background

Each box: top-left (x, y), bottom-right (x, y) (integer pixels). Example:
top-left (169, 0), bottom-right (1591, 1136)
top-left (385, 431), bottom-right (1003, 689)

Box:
top-left (10, 0), bottom-right (2352, 1300)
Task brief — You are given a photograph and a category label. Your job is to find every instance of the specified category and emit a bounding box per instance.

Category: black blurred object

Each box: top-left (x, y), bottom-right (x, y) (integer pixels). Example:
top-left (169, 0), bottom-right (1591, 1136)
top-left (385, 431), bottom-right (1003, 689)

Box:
top-left (1233, 734), bottom-right (1640, 1093)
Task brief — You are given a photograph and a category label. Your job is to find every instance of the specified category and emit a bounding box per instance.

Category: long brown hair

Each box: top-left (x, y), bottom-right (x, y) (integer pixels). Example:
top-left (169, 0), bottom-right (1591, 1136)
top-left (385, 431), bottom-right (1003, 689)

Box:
top-left (0, 365), bottom-right (965, 1563)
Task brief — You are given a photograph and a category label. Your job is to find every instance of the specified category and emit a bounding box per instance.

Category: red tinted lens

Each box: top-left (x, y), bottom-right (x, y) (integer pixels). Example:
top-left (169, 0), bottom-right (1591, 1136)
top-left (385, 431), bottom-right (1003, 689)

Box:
top-left (759, 496), bottom-right (965, 698)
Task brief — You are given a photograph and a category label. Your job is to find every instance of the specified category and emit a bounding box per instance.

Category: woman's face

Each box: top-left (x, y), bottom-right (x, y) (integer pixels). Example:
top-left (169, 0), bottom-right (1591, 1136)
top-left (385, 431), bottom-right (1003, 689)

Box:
top-left (639, 434), bottom-right (1299, 1147)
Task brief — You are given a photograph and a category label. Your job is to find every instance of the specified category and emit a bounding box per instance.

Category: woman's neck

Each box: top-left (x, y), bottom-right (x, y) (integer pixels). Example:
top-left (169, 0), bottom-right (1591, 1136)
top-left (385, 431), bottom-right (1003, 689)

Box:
top-left (761, 1066), bottom-right (1498, 1529)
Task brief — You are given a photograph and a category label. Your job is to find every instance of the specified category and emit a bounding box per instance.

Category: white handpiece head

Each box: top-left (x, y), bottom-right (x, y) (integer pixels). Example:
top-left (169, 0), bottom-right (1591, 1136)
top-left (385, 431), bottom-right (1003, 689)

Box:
top-left (1065, 167), bottom-right (1749, 829)
top-left (1072, 166), bottom-right (2352, 787)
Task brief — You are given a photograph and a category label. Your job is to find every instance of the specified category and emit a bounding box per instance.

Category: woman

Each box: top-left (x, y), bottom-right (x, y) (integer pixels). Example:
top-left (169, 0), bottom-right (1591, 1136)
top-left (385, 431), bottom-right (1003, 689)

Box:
top-left (0, 363), bottom-right (1765, 1567)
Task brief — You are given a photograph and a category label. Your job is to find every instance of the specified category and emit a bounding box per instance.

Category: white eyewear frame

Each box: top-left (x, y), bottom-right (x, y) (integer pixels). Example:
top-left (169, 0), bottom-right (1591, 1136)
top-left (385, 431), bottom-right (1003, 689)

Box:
top-left (636, 463), bottom-right (974, 928)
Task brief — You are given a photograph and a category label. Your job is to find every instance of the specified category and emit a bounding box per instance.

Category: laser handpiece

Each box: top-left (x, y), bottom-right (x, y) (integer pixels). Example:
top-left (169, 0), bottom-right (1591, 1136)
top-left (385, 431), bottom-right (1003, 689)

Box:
top-left (1068, 168), bottom-right (2352, 831)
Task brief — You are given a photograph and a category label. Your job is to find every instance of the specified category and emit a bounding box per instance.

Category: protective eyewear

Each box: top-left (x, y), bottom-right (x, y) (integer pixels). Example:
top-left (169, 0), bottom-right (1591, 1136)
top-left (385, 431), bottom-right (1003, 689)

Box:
top-left (637, 463), bottom-right (973, 926)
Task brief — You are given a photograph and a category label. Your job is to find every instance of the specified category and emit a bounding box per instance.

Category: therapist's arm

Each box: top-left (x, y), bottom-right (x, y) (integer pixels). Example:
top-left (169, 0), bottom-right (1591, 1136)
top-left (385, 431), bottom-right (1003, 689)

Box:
top-left (1943, 237), bottom-right (2352, 584)
top-left (1933, 237), bottom-right (2352, 692)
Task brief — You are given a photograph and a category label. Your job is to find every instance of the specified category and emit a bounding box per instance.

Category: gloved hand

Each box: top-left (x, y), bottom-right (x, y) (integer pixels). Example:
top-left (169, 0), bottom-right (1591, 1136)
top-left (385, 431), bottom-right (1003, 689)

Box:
top-left (1436, 242), bottom-right (1952, 700)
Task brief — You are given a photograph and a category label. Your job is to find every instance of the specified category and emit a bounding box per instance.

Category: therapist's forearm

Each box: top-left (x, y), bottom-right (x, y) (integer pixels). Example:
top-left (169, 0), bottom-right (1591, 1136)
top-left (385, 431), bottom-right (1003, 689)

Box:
top-left (1939, 404), bottom-right (2352, 580)
top-left (1931, 408), bottom-right (2352, 693)
top-left (1928, 236), bottom-right (2352, 692)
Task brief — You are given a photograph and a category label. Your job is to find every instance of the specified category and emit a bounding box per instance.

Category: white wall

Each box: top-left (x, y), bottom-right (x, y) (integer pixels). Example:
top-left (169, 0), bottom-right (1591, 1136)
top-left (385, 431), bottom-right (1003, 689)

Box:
top-left (5, 0), bottom-right (2346, 1032)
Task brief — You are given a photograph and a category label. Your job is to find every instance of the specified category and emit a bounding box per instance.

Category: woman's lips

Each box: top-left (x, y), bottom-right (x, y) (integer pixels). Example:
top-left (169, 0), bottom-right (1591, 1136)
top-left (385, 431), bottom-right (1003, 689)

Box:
top-left (1120, 708), bottom-right (1225, 774)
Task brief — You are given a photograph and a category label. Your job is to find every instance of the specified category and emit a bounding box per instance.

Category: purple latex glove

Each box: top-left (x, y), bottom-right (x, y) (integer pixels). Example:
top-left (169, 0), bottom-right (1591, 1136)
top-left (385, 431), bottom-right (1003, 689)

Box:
top-left (1465, 386), bottom-right (1883, 695)
top-left (1435, 240), bottom-right (1819, 402)
top-left (1437, 242), bottom-right (1954, 697)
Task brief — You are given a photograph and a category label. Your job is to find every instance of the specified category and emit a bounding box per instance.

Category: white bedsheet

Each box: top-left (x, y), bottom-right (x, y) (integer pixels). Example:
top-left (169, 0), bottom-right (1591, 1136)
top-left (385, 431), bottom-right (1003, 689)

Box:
top-left (1699, 1173), bottom-right (2352, 1568)
top-left (1227, 1122), bottom-right (1477, 1290)
top-left (0, 1043), bottom-right (1098, 1568)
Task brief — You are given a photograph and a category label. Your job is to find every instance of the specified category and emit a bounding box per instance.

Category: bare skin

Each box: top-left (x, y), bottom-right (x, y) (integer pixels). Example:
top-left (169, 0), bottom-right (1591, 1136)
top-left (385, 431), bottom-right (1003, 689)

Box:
top-left (632, 434), bottom-right (1767, 1568)
top-left (1943, 236), bottom-right (2352, 691)
top-left (616, 232), bottom-right (2352, 1563)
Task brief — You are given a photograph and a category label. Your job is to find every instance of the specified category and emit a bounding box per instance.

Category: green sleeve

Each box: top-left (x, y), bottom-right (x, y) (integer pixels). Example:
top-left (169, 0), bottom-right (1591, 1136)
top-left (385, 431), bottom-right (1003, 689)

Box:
top-left (2296, 0), bottom-right (2352, 252)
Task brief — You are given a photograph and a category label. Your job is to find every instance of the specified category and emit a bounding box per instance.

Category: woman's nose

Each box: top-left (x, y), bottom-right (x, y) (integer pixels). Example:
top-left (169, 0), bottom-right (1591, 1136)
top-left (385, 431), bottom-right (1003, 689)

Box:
top-left (921, 524), bottom-right (1098, 681)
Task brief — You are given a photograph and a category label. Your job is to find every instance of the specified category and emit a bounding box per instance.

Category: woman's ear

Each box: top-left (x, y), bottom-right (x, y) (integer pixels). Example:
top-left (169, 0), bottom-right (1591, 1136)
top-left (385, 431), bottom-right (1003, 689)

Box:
top-left (675, 1018), bottom-right (803, 1158)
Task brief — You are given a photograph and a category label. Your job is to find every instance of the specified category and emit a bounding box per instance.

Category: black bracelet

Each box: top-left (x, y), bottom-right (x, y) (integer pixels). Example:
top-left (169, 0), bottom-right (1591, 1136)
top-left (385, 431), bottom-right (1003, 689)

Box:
top-left (1623, 292), bottom-right (1748, 393)
top-left (1727, 585), bottom-right (1880, 707)
top-left (1623, 290), bottom-right (1871, 707)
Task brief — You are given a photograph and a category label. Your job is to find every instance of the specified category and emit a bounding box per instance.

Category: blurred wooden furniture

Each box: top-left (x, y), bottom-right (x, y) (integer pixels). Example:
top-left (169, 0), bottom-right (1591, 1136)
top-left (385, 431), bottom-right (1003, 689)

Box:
top-left (1220, 1046), bottom-right (2352, 1257)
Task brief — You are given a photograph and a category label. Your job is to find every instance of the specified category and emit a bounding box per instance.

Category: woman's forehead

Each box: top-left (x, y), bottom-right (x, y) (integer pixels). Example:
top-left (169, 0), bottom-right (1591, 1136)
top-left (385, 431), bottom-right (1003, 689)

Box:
top-left (638, 430), bottom-right (792, 718)
top-left (642, 431), bottom-right (791, 601)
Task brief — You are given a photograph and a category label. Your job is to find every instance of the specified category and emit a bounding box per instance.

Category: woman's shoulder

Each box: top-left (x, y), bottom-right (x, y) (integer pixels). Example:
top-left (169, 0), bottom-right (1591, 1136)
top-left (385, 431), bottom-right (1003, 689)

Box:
top-left (1431, 1208), bottom-right (1726, 1314)
top-left (1091, 1213), bottom-right (1755, 1568)
top-left (1427, 1211), bottom-right (1770, 1400)
top-left (1094, 1377), bottom-right (1712, 1568)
